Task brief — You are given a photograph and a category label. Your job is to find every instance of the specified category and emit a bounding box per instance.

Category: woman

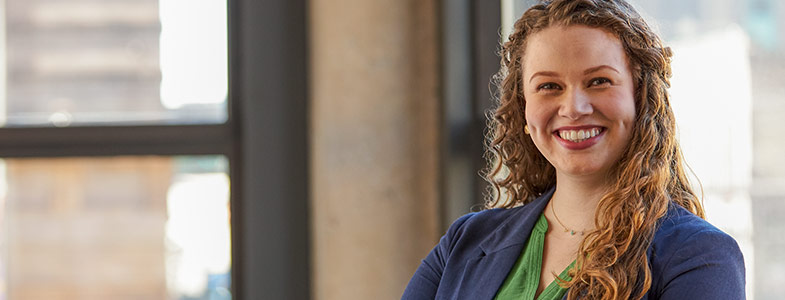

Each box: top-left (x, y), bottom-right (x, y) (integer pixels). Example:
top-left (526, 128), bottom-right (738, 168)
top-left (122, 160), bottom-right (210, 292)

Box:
top-left (402, 0), bottom-right (745, 299)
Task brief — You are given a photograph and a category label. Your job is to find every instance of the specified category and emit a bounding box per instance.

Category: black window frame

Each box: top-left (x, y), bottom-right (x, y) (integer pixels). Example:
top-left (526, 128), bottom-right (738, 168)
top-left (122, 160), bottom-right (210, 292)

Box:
top-left (440, 0), bottom-right (503, 230)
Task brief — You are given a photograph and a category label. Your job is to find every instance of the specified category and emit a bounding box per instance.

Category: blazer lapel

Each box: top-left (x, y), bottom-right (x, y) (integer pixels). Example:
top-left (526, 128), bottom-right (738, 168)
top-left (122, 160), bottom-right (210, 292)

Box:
top-left (456, 187), bottom-right (555, 299)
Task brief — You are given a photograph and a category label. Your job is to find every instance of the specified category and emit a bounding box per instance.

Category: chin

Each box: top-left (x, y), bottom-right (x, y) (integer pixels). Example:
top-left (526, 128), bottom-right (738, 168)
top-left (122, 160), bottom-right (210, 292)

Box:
top-left (559, 165), bottom-right (609, 179)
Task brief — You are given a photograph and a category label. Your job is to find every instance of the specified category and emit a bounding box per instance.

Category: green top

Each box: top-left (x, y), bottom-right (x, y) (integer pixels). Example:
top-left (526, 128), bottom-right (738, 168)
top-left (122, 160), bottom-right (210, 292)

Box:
top-left (494, 214), bottom-right (575, 300)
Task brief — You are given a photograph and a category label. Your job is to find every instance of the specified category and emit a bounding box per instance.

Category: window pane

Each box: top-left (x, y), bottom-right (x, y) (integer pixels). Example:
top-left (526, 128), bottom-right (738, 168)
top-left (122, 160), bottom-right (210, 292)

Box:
top-left (0, 156), bottom-right (232, 300)
top-left (0, 0), bottom-right (228, 127)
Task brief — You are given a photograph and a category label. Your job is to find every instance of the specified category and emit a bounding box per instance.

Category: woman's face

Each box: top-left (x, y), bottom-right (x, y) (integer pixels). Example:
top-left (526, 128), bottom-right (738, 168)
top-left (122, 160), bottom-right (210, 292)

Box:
top-left (522, 25), bottom-right (636, 183)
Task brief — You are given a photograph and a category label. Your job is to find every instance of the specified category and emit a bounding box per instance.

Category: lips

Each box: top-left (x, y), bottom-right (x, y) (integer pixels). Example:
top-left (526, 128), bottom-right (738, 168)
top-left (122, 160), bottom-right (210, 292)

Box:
top-left (553, 126), bottom-right (605, 150)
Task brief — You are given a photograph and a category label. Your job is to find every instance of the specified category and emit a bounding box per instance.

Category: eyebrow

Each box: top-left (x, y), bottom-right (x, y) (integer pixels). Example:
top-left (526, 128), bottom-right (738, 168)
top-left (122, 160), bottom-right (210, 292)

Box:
top-left (584, 65), bottom-right (620, 75)
top-left (528, 71), bottom-right (560, 83)
top-left (528, 65), bottom-right (620, 83)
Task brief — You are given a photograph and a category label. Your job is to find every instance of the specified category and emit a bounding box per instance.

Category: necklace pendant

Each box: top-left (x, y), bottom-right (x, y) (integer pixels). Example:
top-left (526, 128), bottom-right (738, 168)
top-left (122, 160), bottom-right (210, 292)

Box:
top-left (570, 230), bottom-right (576, 235)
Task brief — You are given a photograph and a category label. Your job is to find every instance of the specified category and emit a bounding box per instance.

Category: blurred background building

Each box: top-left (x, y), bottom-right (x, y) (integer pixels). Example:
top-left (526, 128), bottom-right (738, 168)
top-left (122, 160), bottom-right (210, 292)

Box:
top-left (0, 0), bottom-right (782, 299)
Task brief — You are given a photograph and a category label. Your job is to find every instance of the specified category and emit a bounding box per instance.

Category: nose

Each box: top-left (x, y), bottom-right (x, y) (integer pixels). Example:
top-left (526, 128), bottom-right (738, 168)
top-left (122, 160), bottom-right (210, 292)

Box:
top-left (558, 88), bottom-right (593, 120)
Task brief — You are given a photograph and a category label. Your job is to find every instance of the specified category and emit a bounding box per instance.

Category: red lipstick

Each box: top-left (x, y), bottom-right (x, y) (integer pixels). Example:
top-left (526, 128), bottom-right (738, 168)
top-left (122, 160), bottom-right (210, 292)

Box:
top-left (553, 126), bottom-right (605, 150)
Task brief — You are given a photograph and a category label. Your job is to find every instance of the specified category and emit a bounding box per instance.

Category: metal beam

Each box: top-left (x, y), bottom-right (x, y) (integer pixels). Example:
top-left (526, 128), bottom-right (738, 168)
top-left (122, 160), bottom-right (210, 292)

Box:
top-left (0, 124), bottom-right (233, 157)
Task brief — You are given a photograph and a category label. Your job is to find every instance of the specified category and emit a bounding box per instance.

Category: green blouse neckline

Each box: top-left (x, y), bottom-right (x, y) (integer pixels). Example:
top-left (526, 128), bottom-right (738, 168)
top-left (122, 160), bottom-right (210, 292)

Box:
top-left (494, 214), bottom-right (575, 300)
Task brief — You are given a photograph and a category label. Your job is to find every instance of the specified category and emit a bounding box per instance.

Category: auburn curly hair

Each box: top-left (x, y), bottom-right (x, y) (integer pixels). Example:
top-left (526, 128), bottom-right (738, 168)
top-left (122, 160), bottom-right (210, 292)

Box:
top-left (484, 0), bottom-right (705, 299)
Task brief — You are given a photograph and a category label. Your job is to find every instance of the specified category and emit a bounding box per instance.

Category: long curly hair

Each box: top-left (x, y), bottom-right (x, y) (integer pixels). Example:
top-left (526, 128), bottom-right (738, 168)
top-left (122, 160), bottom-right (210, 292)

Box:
top-left (484, 0), bottom-right (705, 299)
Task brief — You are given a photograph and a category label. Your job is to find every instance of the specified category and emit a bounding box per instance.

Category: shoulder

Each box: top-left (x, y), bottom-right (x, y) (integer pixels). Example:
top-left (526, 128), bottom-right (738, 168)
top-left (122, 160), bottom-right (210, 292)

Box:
top-left (441, 206), bottom-right (523, 249)
top-left (445, 188), bottom-right (555, 244)
top-left (648, 204), bottom-right (746, 299)
top-left (651, 204), bottom-right (741, 260)
top-left (402, 206), bottom-right (534, 299)
top-left (652, 204), bottom-right (737, 250)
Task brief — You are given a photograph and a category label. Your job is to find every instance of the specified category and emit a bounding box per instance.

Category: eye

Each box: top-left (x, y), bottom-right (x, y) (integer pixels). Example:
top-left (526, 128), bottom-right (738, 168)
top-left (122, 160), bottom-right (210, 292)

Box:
top-left (589, 77), bottom-right (612, 87)
top-left (537, 82), bottom-right (562, 91)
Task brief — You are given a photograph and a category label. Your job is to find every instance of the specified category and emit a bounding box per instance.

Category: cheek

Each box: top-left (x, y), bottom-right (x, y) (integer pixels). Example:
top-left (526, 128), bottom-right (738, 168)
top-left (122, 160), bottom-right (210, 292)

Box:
top-left (523, 98), bottom-right (546, 128)
top-left (601, 86), bottom-right (636, 117)
top-left (619, 92), bottom-right (637, 126)
top-left (605, 91), bottom-right (637, 138)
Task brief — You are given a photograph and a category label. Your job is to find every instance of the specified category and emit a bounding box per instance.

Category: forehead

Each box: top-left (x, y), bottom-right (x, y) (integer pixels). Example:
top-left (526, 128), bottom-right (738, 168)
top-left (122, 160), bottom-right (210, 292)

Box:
top-left (522, 25), bottom-right (629, 76)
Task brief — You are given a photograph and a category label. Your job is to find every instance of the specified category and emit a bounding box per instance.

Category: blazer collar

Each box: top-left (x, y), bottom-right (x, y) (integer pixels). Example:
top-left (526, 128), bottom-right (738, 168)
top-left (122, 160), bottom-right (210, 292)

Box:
top-left (457, 187), bottom-right (557, 299)
top-left (479, 186), bottom-right (555, 254)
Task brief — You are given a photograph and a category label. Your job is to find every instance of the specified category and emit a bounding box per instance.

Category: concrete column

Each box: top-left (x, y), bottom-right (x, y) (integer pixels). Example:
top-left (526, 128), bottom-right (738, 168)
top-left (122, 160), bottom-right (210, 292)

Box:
top-left (310, 0), bottom-right (441, 299)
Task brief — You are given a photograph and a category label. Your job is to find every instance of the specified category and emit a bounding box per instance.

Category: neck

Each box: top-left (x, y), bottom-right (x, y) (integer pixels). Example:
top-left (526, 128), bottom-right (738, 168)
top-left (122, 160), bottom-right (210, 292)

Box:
top-left (549, 172), bottom-right (610, 231)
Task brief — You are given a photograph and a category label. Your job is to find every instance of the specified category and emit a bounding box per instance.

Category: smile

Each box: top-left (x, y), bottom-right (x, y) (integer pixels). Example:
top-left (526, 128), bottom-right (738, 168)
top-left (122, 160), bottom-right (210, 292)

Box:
top-left (556, 127), bottom-right (604, 143)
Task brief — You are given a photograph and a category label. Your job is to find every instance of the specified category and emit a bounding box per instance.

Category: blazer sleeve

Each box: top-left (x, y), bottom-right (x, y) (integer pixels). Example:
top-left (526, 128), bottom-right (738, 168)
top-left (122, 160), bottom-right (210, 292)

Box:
top-left (401, 213), bottom-right (475, 299)
top-left (656, 228), bottom-right (746, 299)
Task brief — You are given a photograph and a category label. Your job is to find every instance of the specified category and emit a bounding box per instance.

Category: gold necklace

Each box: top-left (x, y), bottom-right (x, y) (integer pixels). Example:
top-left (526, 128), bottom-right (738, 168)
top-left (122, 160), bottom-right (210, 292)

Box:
top-left (550, 200), bottom-right (586, 236)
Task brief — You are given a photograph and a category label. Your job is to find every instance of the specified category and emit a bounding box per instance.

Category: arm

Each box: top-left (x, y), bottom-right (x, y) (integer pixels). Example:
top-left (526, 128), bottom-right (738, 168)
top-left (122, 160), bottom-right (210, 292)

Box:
top-left (401, 213), bottom-right (474, 299)
top-left (657, 229), bottom-right (746, 300)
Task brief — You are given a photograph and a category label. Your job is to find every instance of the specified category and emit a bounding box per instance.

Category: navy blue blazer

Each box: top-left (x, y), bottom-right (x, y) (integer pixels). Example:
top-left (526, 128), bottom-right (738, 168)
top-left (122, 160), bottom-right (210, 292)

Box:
top-left (402, 188), bottom-right (746, 299)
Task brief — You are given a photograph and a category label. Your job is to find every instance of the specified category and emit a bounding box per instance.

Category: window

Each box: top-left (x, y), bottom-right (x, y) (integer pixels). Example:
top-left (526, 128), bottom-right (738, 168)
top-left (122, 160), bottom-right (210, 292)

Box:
top-left (0, 0), bottom-right (258, 299)
top-left (0, 156), bottom-right (230, 299)
top-left (2, 0), bottom-right (227, 127)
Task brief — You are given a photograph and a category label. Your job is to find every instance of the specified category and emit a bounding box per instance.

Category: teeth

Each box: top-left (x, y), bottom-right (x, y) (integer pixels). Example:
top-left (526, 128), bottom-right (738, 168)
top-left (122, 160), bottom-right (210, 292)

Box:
top-left (559, 128), bottom-right (601, 142)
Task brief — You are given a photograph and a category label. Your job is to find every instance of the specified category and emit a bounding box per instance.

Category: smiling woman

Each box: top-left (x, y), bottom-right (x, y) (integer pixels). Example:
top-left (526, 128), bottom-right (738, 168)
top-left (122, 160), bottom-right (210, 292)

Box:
top-left (402, 0), bottom-right (746, 299)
